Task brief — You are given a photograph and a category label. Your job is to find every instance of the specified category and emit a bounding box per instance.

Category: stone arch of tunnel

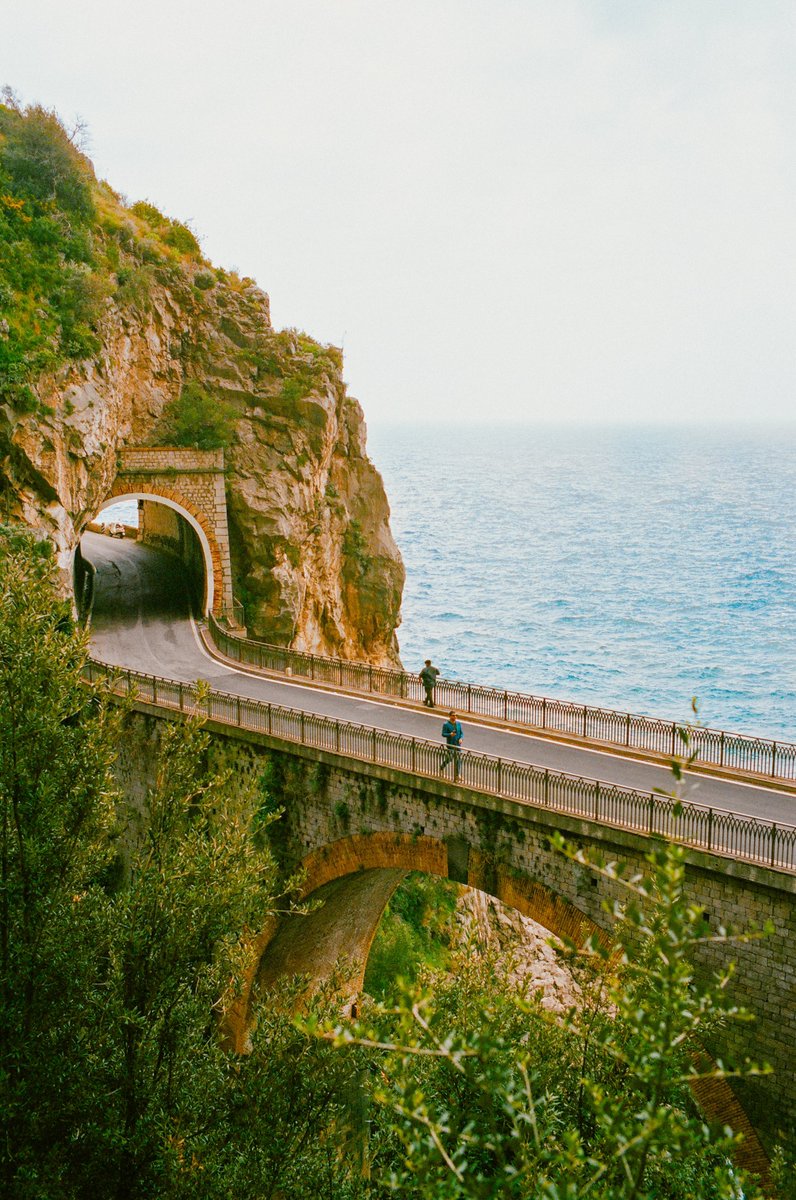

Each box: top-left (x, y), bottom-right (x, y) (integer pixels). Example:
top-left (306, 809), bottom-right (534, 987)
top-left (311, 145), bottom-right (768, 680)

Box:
top-left (226, 830), bottom-right (770, 1184)
top-left (96, 489), bottom-right (220, 615)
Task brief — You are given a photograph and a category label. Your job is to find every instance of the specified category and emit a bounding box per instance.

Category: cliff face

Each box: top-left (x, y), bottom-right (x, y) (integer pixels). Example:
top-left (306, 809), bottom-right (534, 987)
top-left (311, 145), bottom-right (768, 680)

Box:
top-left (0, 105), bottom-right (403, 665)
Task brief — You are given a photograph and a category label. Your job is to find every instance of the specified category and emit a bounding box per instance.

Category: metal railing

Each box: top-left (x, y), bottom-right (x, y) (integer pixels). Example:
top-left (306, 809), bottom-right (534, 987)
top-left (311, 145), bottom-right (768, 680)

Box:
top-left (207, 616), bottom-right (796, 786)
top-left (84, 658), bottom-right (796, 875)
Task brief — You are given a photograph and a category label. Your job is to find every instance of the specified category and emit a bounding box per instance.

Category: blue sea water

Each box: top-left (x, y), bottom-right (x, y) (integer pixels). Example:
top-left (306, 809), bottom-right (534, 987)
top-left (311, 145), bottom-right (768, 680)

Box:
top-left (367, 424), bottom-right (796, 742)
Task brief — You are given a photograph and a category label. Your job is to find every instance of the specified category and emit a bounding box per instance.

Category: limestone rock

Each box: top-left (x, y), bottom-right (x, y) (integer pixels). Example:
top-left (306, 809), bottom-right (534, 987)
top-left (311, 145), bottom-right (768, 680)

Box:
top-left (0, 269), bottom-right (404, 665)
top-left (455, 887), bottom-right (582, 1013)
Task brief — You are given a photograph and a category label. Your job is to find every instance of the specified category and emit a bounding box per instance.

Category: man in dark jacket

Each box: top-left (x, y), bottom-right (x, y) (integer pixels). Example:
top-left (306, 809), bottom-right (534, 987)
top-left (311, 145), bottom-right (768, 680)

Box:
top-left (419, 659), bottom-right (440, 707)
top-left (440, 710), bottom-right (463, 778)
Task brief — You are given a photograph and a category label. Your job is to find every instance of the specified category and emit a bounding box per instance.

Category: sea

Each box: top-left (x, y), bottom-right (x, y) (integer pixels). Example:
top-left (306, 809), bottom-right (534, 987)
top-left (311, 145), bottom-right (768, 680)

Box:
top-left (100, 424), bottom-right (796, 742)
top-left (367, 423), bottom-right (796, 742)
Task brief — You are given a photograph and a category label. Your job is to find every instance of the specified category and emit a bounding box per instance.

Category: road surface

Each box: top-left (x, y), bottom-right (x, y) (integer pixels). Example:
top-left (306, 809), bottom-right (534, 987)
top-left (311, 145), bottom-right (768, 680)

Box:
top-left (83, 532), bottom-right (796, 826)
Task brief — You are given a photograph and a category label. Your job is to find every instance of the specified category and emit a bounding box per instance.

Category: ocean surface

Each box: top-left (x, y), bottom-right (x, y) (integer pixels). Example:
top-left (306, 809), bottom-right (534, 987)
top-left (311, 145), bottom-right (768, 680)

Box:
top-left (101, 424), bottom-right (796, 741)
top-left (367, 424), bottom-right (796, 742)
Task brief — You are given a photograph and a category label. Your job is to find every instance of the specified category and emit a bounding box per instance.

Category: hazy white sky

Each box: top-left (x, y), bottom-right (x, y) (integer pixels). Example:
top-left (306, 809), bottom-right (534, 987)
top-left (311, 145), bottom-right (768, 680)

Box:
top-left (4, 1), bottom-right (796, 425)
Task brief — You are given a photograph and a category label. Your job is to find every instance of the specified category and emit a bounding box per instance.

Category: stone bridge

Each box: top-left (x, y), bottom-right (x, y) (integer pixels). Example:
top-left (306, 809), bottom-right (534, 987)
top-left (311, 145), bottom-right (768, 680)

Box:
top-left (98, 447), bottom-right (234, 615)
top-left (116, 701), bottom-right (796, 1171)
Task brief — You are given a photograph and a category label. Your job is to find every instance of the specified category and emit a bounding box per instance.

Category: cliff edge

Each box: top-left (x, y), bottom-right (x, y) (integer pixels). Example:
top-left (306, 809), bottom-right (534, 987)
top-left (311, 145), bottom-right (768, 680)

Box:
top-left (0, 101), bottom-right (403, 665)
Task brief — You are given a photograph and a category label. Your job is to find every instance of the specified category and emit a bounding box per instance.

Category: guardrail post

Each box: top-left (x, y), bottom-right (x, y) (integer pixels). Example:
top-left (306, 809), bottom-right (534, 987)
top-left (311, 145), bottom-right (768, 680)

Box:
top-left (503, 690), bottom-right (508, 720)
top-left (542, 697), bottom-right (547, 729)
top-left (594, 781), bottom-right (600, 821)
top-left (152, 678), bottom-right (157, 704)
top-left (179, 683), bottom-right (184, 712)
top-left (582, 705), bottom-right (587, 737)
top-left (267, 704), bottom-right (272, 734)
top-left (236, 697), bottom-right (241, 726)
top-left (707, 808), bottom-right (714, 852)
top-left (625, 712), bottom-right (631, 746)
top-left (719, 731), bottom-right (725, 767)
top-left (670, 722), bottom-right (677, 756)
top-left (300, 712), bottom-right (305, 743)
top-left (648, 794), bottom-right (655, 835)
top-left (467, 684), bottom-right (472, 713)
top-left (771, 743), bottom-right (778, 778)
top-left (338, 660), bottom-right (343, 686)
top-left (368, 664), bottom-right (373, 693)
top-left (336, 723), bottom-right (340, 753)
top-left (310, 655), bottom-right (315, 681)
top-left (372, 727), bottom-right (377, 761)
top-left (411, 738), bottom-right (416, 772)
top-left (543, 769), bottom-right (549, 806)
top-left (496, 759), bottom-right (502, 795)
top-left (771, 824), bottom-right (778, 868)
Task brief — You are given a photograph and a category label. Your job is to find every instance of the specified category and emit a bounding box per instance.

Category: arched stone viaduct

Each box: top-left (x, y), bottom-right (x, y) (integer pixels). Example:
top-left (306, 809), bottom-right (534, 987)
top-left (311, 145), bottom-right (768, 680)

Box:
top-left (97, 447), bottom-right (234, 616)
top-left (115, 702), bottom-right (796, 1175)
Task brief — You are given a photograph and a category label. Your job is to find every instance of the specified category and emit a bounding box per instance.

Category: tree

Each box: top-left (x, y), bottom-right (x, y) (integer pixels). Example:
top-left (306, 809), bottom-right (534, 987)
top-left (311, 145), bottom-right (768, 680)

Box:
top-left (0, 527), bottom-right (367, 1199)
top-left (0, 526), bottom-right (119, 1193)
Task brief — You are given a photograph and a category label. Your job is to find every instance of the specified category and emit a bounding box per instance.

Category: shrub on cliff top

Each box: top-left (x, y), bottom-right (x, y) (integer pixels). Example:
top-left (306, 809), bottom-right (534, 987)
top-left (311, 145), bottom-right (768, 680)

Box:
top-left (0, 101), bottom-right (95, 219)
top-left (156, 379), bottom-right (237, 449)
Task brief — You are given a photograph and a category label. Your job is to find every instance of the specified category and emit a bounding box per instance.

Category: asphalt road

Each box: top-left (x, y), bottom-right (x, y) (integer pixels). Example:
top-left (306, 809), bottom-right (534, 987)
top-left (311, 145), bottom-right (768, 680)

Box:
top-left (83, 532), bottom-right (796, 826)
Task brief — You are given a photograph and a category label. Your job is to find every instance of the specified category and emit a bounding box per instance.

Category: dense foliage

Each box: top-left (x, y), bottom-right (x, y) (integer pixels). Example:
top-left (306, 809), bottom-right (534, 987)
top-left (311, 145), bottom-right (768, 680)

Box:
top-left (339, 845), bottom-right (770, 1200)
top-left (0, 96), bottom-right (343, 429)
top-left (0, 535), bottom-right (788, 1197)
top-left (0, 529), bottom-right (359, 1198)
top-left (364, 872), bottom-right (460, 998)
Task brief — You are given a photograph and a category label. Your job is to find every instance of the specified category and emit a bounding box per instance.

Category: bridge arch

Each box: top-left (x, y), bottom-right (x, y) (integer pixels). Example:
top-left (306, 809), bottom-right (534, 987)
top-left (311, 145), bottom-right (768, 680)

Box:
top-left (226, 830), bottom-right (606, 1050)
top-left (114, 714), bottom-right (786, 1168)
top-left (97, 488), bottom-right (220, 615)
top-left (229, 830), bottom-right (769, 1182)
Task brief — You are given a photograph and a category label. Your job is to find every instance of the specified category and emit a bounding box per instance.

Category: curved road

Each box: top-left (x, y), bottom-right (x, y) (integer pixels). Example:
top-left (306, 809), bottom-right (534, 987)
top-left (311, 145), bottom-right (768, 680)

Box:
top-left (84, 532), bottom-right (796, 827)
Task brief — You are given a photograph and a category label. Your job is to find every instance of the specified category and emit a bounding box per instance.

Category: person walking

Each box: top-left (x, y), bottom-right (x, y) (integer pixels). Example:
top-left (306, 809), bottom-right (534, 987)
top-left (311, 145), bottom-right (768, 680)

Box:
top-left (440, 710), bottom-right (463, 779)
top-left (419, 659), bottom-right (440, 707)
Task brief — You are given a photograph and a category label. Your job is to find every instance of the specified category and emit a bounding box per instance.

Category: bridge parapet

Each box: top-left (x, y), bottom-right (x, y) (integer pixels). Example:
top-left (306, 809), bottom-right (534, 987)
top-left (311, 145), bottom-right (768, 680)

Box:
top-left (207, 615), bottom-right (796, 788)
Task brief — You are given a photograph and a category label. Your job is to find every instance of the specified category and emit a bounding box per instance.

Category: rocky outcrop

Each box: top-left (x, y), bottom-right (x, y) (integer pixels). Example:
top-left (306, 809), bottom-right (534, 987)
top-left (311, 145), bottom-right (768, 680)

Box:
top-left (455, 887), bottom-right (582, 1012)
top-left (1, 267), bottom-right (404, 665)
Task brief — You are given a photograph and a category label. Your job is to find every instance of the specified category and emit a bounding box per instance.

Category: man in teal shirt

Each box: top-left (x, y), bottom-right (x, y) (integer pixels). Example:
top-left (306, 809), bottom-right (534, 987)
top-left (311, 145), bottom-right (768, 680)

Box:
top-left (441, 710), bottom-right (463, 779)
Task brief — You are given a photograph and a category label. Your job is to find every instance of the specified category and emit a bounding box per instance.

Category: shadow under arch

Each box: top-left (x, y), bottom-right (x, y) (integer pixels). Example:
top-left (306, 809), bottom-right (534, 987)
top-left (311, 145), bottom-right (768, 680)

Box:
top-left (227, 830), bottom-right (771, 1185)
top-left (96, 488), bottom-right (221, 615)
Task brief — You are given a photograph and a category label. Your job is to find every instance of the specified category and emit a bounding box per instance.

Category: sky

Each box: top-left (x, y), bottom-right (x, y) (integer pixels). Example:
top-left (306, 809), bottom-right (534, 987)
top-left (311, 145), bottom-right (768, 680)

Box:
top-left (3, 1), bottom-right (796, 426)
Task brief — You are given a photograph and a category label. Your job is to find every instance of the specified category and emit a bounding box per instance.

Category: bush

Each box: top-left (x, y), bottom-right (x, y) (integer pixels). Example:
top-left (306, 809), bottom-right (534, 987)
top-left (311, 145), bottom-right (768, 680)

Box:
top-left (115, 264), bottom-right (155, 313)
top-left (0, 104), bottom-right (94, 219)
top-left (130, 199), bottom-right (167, 228)
top-left (163, 219), bottom-right (202, 259)
top-left (156, 380), bottom-right (236, 449)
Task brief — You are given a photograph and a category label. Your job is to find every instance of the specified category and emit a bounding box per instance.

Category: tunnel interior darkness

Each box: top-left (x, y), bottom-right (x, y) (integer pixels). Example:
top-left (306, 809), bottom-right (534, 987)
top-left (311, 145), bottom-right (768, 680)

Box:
top-left (80, 496), bottom-right (211, 617)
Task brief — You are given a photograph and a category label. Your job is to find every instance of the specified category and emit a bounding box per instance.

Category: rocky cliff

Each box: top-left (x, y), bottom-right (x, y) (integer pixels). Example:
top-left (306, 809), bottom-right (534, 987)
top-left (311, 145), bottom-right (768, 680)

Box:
top-left (0, 102), bottom-right (404, 665)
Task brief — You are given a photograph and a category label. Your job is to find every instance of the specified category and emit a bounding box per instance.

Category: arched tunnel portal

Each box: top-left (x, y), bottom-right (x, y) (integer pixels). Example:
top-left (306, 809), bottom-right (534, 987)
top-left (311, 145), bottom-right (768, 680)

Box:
top-left (95, 491), bottom-right (214, 614)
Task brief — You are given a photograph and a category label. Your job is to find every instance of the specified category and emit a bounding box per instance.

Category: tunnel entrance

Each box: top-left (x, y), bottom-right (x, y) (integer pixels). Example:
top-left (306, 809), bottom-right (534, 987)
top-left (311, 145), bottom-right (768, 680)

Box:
top-left (89, 494), bottom-right (213, 614)
top-left (76, 496), bottom-right (212, 633)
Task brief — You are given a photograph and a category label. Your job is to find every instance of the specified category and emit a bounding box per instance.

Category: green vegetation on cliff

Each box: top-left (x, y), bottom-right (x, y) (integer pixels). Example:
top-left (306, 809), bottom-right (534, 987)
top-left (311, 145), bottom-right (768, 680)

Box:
top-left (1, 97), bottom-right (404, 666)
top-left (0, 98), bottom-right (342, 428)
